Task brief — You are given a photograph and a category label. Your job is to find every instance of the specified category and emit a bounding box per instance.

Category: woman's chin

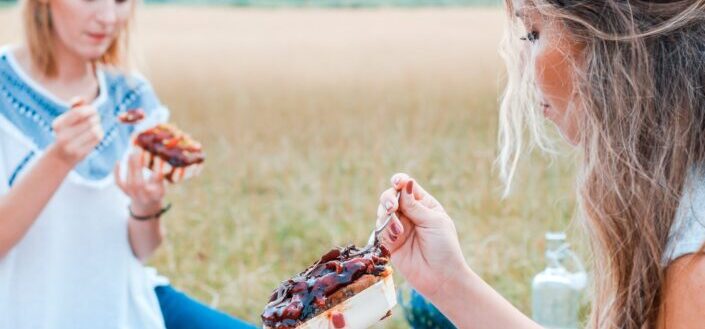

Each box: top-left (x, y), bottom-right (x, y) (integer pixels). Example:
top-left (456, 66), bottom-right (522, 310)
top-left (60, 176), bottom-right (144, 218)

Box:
top-left (559, 130), bottom-right (580, 146)
top-left (542, 104), bottom-right (580, 146)
top-left (554, 122), bottom-right (580, 146)
top-left (77, 45), bottom-right (112, 62)
top-left (545, 113), bottom-right (580, 146)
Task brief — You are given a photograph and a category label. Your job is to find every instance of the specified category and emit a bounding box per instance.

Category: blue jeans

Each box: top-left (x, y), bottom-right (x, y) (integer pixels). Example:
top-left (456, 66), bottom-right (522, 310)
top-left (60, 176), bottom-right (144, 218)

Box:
top-left (155, 285), bottom-right (256, 329)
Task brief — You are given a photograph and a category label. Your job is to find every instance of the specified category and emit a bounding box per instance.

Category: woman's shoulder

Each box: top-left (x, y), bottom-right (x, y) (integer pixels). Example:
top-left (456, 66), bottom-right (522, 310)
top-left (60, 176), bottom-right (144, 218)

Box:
top-left (100, 68), bottom-right (166, 112)
top-left (659, 252), bottom-right (705, 325)
top-left (101, 68), bottom-right (155, 95)
top-left (0, 47), bottom-right (9, 62)
top-left (0, 46), bottom-right (27, 85)
top-left (0, 45), bottom-right (14, 58)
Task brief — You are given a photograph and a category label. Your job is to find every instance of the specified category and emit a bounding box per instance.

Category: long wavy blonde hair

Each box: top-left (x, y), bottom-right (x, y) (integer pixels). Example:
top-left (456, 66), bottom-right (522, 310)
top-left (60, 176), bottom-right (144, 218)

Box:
top-left (499, 0), bottom-right (705, 328)
top-left (20, 0), bottom-right (134, 77)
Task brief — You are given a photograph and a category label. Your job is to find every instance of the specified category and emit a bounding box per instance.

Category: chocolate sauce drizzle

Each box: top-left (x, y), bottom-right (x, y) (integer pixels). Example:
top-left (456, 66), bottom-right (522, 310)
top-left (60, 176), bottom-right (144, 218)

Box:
top-left (135, 125), bottom-right (205, 166)
top-left (118, 109), bottom-right (145, 124)
top-left (262, 243), bottom-right (391, 329)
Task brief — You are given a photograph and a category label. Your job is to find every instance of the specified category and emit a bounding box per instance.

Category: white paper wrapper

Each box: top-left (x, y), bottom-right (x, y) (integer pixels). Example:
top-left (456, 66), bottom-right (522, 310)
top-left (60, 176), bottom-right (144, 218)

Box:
top-left (265, 275), bottom-right (397, 329)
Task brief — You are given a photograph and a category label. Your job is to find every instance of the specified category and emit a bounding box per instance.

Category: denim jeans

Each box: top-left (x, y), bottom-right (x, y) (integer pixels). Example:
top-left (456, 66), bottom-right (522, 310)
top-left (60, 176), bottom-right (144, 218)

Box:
top-left (155, 285), bottom-right (256, 329)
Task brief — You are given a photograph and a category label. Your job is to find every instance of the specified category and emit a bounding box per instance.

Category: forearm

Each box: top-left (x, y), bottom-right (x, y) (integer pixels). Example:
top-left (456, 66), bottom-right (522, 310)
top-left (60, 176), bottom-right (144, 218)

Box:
top-left (0, 147), bottom-right (73, 256)
top-left (128, 215), bottom-right (164, 262)
top-left (430, 265), bottom-right (543, 329)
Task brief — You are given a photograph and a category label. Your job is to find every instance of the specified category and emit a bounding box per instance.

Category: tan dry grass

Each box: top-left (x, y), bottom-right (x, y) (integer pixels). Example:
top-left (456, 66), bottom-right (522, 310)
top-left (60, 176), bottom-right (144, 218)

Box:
top-left (0, 6), bottom-right (579, 327)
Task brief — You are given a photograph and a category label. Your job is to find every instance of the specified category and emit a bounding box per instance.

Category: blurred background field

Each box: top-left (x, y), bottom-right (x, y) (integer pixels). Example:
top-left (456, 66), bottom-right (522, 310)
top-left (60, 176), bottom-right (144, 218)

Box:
top-left (0, 5), bottom-right (580, 328)
top-left (142, 0), bottom-right (501, 7)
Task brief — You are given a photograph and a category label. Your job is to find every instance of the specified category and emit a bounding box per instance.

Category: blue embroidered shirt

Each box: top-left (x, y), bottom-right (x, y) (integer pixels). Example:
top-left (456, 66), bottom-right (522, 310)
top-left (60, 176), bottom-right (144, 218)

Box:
top-left (0, 46), bottom-right (168, 185)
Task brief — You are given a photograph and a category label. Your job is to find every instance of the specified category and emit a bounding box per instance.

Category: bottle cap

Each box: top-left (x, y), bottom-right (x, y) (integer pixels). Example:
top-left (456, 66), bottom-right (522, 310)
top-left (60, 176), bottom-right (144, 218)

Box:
top-left (545, 231), bottom-right (566, 241)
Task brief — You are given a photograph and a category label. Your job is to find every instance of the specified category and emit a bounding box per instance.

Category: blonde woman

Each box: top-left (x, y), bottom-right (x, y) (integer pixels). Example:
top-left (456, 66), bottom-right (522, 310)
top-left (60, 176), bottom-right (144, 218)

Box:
top-left (332, 0), bottom-right (705, 328)
top-left (0, 0), bottom-right (252, 328)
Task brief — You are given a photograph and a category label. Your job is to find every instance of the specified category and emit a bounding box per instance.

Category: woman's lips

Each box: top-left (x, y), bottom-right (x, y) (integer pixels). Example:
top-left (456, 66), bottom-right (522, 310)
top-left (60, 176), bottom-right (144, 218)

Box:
top-left (86, 32), bottom-right (108, 42)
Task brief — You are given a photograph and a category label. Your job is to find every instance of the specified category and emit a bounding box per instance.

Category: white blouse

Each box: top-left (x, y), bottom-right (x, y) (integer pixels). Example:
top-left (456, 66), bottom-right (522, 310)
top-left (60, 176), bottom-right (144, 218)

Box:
top-left (0, 46), bottom-right (168, 329)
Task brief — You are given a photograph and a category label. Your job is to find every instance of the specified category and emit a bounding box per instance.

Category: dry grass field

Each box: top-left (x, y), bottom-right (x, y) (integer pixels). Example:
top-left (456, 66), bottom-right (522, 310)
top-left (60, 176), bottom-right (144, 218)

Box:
top-left (0, 6), bottom-right (581, 327)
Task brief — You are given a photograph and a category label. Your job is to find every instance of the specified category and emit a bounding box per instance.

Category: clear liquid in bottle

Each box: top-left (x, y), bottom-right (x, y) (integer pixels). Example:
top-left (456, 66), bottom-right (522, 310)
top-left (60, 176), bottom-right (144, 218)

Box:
top-left (531, 232), bottom-right (585, 329)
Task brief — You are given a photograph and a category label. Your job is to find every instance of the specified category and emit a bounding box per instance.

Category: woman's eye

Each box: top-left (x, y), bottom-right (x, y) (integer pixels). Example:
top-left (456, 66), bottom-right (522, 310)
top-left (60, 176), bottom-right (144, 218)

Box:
top-left (520, 31), bottom-right (539, 43)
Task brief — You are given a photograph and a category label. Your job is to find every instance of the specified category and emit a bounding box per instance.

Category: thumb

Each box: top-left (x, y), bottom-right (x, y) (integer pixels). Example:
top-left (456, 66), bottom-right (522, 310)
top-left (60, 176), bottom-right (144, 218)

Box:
top-left (399, 180), bottom-right (439, 228)
top-left (70, 97), bottom-right (85, 109)
top-left (113, 162), bottom-right (127, 193)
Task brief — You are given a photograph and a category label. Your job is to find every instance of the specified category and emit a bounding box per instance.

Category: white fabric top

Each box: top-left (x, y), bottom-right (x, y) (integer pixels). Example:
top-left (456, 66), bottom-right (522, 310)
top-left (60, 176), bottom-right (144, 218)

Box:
top-left (0, 46), bottom-right (167, 329)
top-left (663, 170), bottom-right (705, 265)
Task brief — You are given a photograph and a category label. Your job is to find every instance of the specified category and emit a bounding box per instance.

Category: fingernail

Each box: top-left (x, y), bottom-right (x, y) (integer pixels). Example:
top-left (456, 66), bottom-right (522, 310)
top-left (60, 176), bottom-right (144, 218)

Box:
top-left (331, 312), bottom-right (345, 328)
top-left (392, 176), bottom-right (400, 185)
top-left (390, 222), bottom-right (402, 235)
top-left (385, 200), bottom-right (394, 213)
top-left (406, 180), bottom-right (414, 194)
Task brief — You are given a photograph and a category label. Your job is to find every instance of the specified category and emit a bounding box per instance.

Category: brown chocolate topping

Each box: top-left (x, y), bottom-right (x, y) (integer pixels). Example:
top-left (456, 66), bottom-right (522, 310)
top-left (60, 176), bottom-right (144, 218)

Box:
top-left (261, 243), bottom-right (391, 329)
top-left (134, 124), bottom-right (205, 168)
top-left (118, 109), bottom-right (145, 124)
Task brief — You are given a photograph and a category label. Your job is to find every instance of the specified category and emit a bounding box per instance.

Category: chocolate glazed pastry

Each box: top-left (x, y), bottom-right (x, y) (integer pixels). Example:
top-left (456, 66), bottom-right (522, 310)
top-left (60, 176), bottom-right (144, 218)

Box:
top-left (262, 242), bottom-right (393, 329)
top-left (133, 124), bottom-right (205, 183)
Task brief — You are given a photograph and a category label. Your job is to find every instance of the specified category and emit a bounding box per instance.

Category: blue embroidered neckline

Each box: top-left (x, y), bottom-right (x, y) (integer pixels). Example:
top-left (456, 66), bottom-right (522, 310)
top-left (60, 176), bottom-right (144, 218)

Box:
top-left (0, 48), bottom-right (163, 182)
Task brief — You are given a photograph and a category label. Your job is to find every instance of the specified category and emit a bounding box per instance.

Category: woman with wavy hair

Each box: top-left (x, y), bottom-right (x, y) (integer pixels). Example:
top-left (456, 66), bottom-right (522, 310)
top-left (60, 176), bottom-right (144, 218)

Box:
top-left (332, 0), bottom-right (705, 328)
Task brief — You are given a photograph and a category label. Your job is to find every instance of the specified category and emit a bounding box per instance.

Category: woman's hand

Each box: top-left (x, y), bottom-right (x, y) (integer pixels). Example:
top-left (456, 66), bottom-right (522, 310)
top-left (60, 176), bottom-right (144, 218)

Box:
top-left (329, 173), bottom-right (468, 329)
top-left (322, 174), bottom-right (543, 329)
top-left (0, 98), bottom-right (104, 257)
top-left (115, 151), bottom-right (167, 261)
top-left (46, 98), bottom-right (104, 167)
top-left (376, 173), bottom-right (468, 301)
top-left (332, 174), bottom-right (544, 329)
top-left (114, 151), bottom-right (166, 217)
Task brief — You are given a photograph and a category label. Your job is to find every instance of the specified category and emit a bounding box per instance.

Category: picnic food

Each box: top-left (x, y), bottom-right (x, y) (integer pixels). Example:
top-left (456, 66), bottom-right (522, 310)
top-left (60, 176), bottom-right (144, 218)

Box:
top-left (118, 109), bottom-right (145, 124)
top-left (133, 123), bottom-right (205, 183)
top-left (262, 242), bottom-right (396, 329)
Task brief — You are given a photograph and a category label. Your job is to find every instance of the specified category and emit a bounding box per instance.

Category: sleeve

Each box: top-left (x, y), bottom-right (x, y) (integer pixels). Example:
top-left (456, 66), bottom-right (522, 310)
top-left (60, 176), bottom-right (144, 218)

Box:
top-left (0, 128), bottom-right (9, 195)
top-left (129, 72), bottom-right (171, 132)
top-left (0, 100), bottom-right (14, 195)
top-left (0, 120), bottom-right (36, 195)
top-left (663, 175), bottom-right (705, 264)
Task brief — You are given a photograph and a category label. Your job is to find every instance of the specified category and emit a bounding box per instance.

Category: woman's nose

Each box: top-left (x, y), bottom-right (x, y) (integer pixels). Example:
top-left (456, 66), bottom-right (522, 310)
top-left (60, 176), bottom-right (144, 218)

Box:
top-left (94, 1), bottom-right (117, 26)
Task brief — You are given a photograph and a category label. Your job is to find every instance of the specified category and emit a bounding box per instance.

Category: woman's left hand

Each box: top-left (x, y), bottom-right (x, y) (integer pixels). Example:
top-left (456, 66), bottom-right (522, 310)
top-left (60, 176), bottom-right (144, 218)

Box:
top-left (114, 151), bottom-right (166, 217)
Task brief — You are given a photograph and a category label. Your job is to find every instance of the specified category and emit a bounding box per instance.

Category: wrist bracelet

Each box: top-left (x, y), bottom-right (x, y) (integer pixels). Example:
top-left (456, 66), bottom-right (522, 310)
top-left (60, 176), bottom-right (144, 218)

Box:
top-left (129, 203), bottom-right (172, 221)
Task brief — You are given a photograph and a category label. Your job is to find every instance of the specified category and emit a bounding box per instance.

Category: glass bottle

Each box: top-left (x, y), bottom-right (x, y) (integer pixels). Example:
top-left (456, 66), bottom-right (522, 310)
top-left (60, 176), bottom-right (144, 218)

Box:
top-left (531, 232), bottom-right (586, 329)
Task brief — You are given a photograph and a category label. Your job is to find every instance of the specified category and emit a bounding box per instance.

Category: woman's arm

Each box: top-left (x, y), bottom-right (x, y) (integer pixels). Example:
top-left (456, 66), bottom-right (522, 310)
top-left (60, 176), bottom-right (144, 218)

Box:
top-left (127, 211), bottom-right (164, 262)
top-left (115, 152), bottom-right (167, 262)
top-left (378, 173), bottom-right (541, 329)
top-left (0, 147), bottom-right (74, 256)
top-left (0, 102), bottom-right (103, 257)
top-left (432, 263), bottom-right (543, 329)
top-left (332, 173), bottom-right (542, 329)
